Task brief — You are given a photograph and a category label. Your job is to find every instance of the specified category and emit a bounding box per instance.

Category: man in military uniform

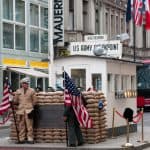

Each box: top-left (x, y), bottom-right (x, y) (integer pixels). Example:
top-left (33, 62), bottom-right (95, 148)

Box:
top-left (13, 77), bottom-right (37, 144)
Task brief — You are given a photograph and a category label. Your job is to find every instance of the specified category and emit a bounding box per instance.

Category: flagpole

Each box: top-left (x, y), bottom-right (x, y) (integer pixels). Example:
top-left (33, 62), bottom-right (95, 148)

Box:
top-left (133, 21), bottom-right (136, 62)
top-left (133, 0), bottom-right (136, 62)
top-left (48, 0), bottom-right (54, 86)
top-left (62, 67), bottom-right (68, 147)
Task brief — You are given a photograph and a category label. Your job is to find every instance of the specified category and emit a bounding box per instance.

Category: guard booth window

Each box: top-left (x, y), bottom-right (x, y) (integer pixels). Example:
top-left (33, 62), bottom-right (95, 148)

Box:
top-left (71, 69), bottom-right (86, 90)
top-left (92, 74), bottom-right (102, 91)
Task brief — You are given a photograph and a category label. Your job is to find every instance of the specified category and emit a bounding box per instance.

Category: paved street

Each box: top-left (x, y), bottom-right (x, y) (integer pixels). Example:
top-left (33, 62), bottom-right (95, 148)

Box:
top-left (0, 112), bottom-right (150, 149)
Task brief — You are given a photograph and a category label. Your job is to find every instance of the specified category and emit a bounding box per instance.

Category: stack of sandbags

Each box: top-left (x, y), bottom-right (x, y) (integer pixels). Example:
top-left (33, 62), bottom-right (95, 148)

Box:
top-left (34, 128), bottom-right (66, 143)
top-left (10, 91), bottom-right (107, 144)
top-left (36, 91), bottom-right (64, 105)
top-left (82, 91), bottom-right (107, 143)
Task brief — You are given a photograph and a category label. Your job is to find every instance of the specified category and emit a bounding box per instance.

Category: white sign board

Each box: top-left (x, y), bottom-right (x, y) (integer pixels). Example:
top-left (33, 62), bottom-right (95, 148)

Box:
top-left (53, 0), bottom-right (64, 46)
top-left (84, 35), bottom-right (107, 42)
top-left (69, 41), bottom-right (122, 59)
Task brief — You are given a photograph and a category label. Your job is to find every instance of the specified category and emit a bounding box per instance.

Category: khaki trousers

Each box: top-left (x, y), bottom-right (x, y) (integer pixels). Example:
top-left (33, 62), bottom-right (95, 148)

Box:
top-left (18, 112), bottom-right (33, 141)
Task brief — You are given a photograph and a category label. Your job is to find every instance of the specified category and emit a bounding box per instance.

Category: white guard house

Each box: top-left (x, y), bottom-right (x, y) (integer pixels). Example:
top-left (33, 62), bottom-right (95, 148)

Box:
top-left (53, 40), bottom-right (138, 134)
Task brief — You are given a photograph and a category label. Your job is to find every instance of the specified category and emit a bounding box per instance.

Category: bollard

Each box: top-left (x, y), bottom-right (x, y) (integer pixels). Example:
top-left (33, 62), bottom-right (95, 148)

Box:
top-left (122, 119), bottom-right (134, 148)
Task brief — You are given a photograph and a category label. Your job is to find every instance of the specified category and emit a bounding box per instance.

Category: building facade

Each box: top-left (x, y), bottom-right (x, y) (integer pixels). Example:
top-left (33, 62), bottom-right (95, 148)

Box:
top-left (0, 0), bottom-right (49, 95)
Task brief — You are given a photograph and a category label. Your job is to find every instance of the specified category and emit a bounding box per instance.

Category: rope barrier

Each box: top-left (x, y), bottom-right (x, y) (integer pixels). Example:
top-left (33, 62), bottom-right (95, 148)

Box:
top-left (115, 110), bottom-right (143, 124)
top-left (132, 112), bottom-right (143, 124)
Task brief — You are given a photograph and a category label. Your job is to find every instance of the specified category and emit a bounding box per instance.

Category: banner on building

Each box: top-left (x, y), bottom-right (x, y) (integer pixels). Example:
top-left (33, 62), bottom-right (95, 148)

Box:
top-left (53, 0), bottom-right (64, 46)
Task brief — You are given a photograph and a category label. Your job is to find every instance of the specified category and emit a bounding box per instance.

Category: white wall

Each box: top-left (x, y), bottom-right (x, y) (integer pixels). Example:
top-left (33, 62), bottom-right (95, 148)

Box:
top-left (54, 56), bottom-right (137, 128)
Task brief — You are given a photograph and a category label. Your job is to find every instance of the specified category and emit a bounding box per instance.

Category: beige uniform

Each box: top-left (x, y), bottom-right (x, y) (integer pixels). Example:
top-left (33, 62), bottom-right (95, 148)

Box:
top-left (14, 87), bottom-right (36, 142)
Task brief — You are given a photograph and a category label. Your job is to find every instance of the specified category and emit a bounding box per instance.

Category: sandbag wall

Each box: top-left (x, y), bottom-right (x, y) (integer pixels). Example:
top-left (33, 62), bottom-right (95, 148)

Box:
top-left (10, 91), bottom-right (107, 144)
top-left (81, 91), bottom-right (107, 143)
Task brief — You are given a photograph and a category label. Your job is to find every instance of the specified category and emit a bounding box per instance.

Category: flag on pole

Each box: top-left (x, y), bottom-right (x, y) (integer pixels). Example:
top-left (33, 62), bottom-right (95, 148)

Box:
top-left (0, 78), bottom-right (11, 115)
top-left (63, 71), bottom-right (93, 128)
top-left (145, 0), bottom-right (150, 29)
top-left (126, 0), bottom-right (145, 26)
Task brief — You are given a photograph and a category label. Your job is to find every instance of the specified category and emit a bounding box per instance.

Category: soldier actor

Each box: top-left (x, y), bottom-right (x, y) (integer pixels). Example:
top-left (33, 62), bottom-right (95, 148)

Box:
top-left (13, 77), bottom-right (37, 144)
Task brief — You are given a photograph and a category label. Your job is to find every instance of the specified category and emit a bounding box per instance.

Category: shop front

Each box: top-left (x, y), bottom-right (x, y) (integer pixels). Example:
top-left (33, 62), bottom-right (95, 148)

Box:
top-left (0, 57), bottom-right (49, 97)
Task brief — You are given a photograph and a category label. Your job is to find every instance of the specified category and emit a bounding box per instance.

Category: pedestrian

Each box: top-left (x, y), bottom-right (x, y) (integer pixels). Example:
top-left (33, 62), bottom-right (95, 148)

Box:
top-left (13, 77), bottom-right (37, 144)
top-left (63, 100), bottom-right (84, 147)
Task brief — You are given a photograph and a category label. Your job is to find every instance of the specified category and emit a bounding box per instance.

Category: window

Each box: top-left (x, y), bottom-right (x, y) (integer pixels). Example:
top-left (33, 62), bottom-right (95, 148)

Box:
top-left (15, 25), bottom-right (25, 50)
top-left (11, 72), bottom-right (19, 91)
top-left (108, 73), bottom-right (114, 92)
top-left (30, 4), bottom-right (39, 26)
top-left (30, 28), bottom-right (39, 52)
top-left (41, 7), bottom-right (48, 28)
top-left (83, 0), bottom-right (88, 32)
top-left (111, 14), bottom-right (115, 37)
top-left (68, 0), bottom-right (74, 30)
top-left (41, 30), bottom-right (48, 53)
top-left (131, 75), bottom-right (136, 90)
top-left (3, 23), bottom-right (14, 49)
top-left (15, 0), bottom-right (25, 23)
top-left (3, 0), bottom-right (13, 20)
top-left (71, 69), bottom-right (86, 90)
top-left (115, 74), bottom-right (120, 91)
top-left (92, 74), bottom-right (102, 91)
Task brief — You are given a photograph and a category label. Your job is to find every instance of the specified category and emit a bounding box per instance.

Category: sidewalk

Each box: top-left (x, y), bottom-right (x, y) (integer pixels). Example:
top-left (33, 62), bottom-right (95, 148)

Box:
top-left (0, 125), bottom-right (150, 150)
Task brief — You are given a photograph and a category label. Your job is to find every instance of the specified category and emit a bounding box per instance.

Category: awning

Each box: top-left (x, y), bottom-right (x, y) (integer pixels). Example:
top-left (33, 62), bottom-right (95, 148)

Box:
top-left (8, 67), bottom-right (48, 78)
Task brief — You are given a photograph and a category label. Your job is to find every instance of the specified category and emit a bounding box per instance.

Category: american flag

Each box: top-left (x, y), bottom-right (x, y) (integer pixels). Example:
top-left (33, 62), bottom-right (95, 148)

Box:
top-left (0, 78), bottom-right (11, 115)
top-left (126, 0), bottom-right (145, 26)
top-left (144, 0), bottom-right (150, 29)
top-left (63, 71), bottom-right (93, 128)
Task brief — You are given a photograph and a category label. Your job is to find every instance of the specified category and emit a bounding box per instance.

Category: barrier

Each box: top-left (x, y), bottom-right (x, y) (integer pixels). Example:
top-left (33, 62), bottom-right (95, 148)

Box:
top-left (112, 107), bottom-right (144, 147)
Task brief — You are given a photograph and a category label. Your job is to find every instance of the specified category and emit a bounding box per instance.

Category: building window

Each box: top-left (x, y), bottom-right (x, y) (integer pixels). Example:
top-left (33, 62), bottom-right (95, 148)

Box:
top-left (41, 30), bottom-right (48, 53)
top-left (71, 69), bottom-right (86, 90)
top-left (83, 0), bottom-right (88, 32)
top-left (68, 0), bottom-right (74, 30)
top-left (15, 0), bottom-right (25, 23)
top-left (92, 74), bottom-right (102, 91)
top-left (3, 23), bottom-right (14, 49)
top-left (105, 12), bottom-right (109, 35)
top-left (15, 25), bottom-right (25, 50)
top-left (108, 73), bottom-right (114, 92)
top-left (30, 28), bottom-right (39, 52)
top-left (30, 4), bottom-right (39, 26)
top-left (111, 14), bottom-right (115, 37)
top-left (41, 7), bottom-right (48, 29)
top-left (115, 74), bottom-right (120, 91)
top-left (3, 0), bottom-right (13, 20)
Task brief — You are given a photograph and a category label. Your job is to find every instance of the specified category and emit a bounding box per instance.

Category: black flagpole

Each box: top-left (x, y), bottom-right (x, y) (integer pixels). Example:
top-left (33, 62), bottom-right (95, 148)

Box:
top-left (10, 101), bottom-right (20, 143)
top-left (63, 68), bottom-right (68, 147)
top-left (133, 20), bottom-right (136, 62)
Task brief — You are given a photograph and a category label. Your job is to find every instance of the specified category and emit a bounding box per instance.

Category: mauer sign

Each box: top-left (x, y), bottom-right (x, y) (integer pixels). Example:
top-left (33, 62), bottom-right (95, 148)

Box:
top-left (53, 0), bottom-right (64, 46)
top-left (69, 40), bottom-right (122, 59)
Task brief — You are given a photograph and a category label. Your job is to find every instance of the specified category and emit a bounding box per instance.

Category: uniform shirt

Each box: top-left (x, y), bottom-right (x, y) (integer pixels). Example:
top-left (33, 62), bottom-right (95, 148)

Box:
top-left (14, 87), bottom-right (37, 115)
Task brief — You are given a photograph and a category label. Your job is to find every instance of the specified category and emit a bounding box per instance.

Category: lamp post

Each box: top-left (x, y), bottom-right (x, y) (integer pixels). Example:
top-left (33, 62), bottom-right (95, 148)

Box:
top-left (48, 0), bottom-right (54, 86)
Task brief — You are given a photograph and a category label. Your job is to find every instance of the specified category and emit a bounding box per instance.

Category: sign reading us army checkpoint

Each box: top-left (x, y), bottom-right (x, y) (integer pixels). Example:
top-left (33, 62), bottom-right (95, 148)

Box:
top-left (69, 40), bottom-right (122, 59)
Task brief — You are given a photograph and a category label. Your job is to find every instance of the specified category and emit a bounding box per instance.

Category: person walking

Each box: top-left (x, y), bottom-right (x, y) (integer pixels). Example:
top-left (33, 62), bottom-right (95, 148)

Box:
top-left (63, 104), bottom-right (84, 147)
top-left (13, 77), bottom-right (37, 144)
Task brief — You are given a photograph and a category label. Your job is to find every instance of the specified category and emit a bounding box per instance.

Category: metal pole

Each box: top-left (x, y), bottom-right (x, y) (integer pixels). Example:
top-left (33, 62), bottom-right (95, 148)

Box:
top-left (112, 107), bottom-right (115, 138)
top-left (48, 0), bottom-right (54, 86)
top-left (133, 0), bottom-right (136, 62)
top-left (127, 119), bottom-right (129, 143)
top-left (141, 108), bottom-right (144, 142)
top-left (10, 102), bottom-right (20, 142)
